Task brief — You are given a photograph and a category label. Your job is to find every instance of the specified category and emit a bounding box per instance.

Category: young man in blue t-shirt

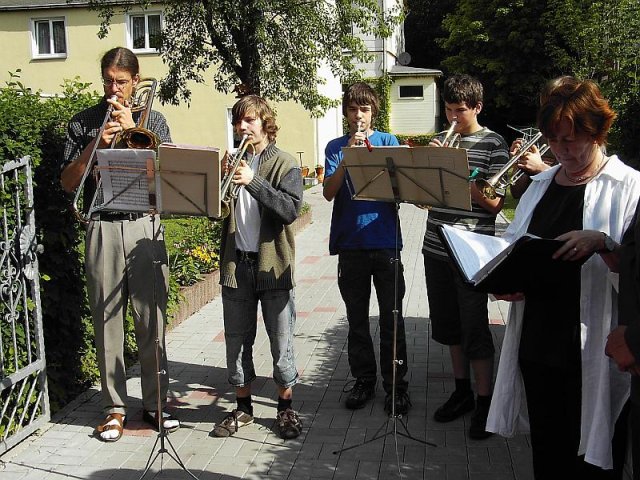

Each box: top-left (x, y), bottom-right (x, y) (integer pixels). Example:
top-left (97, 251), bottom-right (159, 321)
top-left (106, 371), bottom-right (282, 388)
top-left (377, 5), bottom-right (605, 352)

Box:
top-left (323, 82), bottom-right (410, 415)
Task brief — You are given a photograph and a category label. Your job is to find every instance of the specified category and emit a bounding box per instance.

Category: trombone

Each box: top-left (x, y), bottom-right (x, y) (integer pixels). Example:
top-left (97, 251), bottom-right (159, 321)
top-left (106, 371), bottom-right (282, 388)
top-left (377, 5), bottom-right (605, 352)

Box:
top-left (72, 78), bottom-right (160, 223)
top-left (474, 131), bottom-right (550, 199)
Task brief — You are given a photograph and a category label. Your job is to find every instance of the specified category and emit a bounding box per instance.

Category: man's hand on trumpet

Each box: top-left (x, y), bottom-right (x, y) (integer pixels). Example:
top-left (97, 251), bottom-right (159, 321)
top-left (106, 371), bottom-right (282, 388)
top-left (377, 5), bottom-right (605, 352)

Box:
top-left (231, 160), bottom-right (254, 186)
top-left (510, 139), bottom-right (550, 176)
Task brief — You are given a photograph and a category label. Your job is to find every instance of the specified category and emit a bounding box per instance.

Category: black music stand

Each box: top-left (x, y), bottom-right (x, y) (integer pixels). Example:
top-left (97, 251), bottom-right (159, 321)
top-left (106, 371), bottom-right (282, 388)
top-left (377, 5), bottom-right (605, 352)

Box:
top-left (332, 146), bottom-right (471, 472)
top-left (94, 149), bottom-right (199, 479)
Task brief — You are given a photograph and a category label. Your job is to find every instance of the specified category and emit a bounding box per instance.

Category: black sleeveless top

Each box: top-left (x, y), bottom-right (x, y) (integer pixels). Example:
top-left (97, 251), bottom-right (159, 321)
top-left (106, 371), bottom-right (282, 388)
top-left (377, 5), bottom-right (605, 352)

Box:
top-left (518, 180), bottom-right (586, 370)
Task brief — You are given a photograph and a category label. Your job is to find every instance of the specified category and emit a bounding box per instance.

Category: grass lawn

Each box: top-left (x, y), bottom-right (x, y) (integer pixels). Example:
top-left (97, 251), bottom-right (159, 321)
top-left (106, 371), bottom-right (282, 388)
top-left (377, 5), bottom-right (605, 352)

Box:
top-left (502, 191), bottom-right (518, 221)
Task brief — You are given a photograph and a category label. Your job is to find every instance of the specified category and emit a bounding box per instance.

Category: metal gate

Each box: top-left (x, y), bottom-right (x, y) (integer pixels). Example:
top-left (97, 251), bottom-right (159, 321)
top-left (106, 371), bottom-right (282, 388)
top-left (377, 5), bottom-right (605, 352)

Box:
top-left (0, 156), bottom-right (48, 454)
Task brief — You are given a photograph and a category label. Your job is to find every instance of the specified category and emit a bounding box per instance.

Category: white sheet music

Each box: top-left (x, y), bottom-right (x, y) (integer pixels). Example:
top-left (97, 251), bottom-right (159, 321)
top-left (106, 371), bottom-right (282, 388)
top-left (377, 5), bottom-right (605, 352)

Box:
top-left (95, 149), bottom-right (157, 212)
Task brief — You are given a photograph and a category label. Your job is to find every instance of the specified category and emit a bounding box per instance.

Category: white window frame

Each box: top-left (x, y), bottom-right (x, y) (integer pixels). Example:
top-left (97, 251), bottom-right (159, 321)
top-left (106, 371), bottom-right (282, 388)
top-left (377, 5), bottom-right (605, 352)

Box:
top-left (398, 84), bottom-right (424, 100)
top-left (126, 11), bottom-right (163, 54)
top-left (30, 17), bottom-right (67, 59)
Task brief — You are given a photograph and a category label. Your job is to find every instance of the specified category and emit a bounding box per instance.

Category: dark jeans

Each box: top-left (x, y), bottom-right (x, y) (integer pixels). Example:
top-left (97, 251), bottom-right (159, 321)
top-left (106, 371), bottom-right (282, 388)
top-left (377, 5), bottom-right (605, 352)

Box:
top-left (337, 249), bottom-right (408, 393)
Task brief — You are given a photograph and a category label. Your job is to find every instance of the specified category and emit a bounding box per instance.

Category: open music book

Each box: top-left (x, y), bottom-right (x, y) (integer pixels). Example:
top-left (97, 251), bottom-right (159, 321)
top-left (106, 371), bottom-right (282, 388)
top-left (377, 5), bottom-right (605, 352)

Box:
top-left (439, 224), bottom-right (589, 294)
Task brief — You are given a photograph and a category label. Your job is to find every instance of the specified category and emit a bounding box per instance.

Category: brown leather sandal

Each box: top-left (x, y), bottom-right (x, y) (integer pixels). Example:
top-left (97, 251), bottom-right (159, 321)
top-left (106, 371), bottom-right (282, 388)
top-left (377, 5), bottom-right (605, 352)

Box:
top-left (96, 413), bottom-right (126, 442)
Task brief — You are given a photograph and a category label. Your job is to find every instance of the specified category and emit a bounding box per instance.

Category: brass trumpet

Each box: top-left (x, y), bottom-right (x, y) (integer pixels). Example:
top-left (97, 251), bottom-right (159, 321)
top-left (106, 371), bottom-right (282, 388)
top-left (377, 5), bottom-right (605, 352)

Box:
top-left (474, 131), bottom-right (546, 199)
top-left (215, 135), bottom-right (256, 219)
top-left (441, 120), bottom-right (461, 148)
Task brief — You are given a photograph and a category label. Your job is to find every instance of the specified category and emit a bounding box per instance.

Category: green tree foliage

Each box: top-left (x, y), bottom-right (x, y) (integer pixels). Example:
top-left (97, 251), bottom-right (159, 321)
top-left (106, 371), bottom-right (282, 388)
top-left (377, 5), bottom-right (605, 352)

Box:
top-left (87, 0), bottom-right (403, 116)
top-left (412, 0), bottom-right (640, 160)
top-left (404, 0), bottom-right (455, 70)
top-left (543, 0), bottom-right (640, 165)
top-left (437, 0), bottom-right (556, 132)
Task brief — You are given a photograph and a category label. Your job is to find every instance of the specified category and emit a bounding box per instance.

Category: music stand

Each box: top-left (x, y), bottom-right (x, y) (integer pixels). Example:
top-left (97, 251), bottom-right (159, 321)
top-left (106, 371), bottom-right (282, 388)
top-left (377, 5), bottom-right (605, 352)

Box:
top-left (332, 146), bottom-right (471, 469)
top-left (94, 149), bottom-right (200, 479)
top-left (157, 143), bottom-right (221, 217)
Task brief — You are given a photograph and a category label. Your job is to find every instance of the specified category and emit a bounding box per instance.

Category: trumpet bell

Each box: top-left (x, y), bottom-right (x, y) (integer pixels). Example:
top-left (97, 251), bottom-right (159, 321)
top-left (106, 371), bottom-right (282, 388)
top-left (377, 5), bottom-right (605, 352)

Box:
top-left (474, 178), bottom-right (504, 200)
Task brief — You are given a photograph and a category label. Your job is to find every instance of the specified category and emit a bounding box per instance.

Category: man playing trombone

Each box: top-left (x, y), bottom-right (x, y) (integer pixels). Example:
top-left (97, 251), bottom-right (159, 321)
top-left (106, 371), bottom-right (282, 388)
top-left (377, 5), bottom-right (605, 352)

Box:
top-left (60, 47), bottom-right (178, 442)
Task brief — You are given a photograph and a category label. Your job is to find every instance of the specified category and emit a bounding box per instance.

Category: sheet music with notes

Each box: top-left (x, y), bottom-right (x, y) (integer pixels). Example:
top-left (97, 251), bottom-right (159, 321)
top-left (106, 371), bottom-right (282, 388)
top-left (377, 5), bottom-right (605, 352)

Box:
top-left (95, 149), bottom-right (157, 212)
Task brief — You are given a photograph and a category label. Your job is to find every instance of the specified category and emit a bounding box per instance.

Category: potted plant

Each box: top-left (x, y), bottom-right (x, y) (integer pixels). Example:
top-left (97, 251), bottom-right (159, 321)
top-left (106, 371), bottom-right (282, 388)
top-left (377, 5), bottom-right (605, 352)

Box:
top-left (315, 164), bottom-right (325, 183)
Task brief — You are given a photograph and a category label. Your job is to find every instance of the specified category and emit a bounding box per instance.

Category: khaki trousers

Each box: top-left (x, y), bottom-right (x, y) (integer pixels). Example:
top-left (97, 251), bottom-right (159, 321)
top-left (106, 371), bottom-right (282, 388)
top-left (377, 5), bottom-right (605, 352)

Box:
top-left (85, 214), bottom-right (169, 415)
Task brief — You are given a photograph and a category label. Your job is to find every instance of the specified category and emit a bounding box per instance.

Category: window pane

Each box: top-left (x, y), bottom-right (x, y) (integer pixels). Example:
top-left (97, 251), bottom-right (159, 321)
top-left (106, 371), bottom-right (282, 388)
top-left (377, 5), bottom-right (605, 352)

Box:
top-left (132, 16), bottom-right (145, 49)
top-left (399, 85), bottom-right (424, 98)
top-left (52, 20), bottom-right (66, 53)
top-left (36, 21), bottom-right (51, 54)
top-left (148, 15), bottom-right (161, 49)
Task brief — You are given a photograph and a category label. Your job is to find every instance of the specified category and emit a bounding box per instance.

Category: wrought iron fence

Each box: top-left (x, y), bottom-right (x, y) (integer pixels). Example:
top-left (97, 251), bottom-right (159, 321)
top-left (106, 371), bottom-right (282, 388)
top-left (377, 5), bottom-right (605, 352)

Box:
top-left (0, 156), bottom-right (48, 454)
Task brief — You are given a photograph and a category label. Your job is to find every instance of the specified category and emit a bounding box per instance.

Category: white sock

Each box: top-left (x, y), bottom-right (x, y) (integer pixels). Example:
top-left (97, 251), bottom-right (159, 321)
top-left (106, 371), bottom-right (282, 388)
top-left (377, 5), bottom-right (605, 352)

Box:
top-left (99, 416), bottom-right (125, 441)
top-left (159, 411), bottom-right (179, 430)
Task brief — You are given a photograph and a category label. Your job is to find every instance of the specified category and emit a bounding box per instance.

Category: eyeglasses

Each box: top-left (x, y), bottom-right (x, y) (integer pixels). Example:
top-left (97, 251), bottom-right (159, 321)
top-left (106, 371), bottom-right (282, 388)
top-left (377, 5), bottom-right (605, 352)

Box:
top-left (101, 78), bottom-right (132, 88)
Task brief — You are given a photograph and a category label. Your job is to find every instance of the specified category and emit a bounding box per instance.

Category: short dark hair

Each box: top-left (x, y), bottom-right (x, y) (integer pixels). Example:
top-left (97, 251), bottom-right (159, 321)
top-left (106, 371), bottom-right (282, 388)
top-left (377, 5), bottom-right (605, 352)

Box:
top-left (342, 82), bottom-right (380, 119)
top-left (100, 47), bottom-right (140, 77)
top-left (537, 77), bottom-right (616, 146)
top-left (231, 95), bottom-right (279, 142)
top-left (442, 74), bottom-right (483, 108)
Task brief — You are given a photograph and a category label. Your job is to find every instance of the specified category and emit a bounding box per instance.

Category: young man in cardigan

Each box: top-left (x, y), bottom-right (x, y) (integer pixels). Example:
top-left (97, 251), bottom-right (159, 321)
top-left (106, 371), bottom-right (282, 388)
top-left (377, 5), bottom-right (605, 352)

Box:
top-left (212, 95), bottom-right (304, 440)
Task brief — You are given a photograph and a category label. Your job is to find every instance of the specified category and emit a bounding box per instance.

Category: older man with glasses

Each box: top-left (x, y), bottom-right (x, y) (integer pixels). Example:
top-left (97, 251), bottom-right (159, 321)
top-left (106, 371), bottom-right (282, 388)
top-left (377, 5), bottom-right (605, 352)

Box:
top-left (61, 46), bottom-right (178, 442)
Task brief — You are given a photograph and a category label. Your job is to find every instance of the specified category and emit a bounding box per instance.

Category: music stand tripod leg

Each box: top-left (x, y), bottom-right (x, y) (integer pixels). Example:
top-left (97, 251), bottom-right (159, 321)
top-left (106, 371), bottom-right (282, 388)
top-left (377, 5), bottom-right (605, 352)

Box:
top-left (138, 213), bottom-right (199, 480)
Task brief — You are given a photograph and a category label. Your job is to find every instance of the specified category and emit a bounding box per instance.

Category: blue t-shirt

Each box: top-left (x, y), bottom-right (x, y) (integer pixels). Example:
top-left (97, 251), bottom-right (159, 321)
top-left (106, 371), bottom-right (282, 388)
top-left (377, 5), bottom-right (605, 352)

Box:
top-left (325, 130), bottom-right (403, 255)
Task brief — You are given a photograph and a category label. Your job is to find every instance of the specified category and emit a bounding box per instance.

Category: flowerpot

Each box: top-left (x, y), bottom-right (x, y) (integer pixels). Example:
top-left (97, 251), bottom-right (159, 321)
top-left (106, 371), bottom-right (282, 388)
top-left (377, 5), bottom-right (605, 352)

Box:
top-left (315, 166), bottom-right (324, 183)
top-left (302, 166), bottom-right (310, 177)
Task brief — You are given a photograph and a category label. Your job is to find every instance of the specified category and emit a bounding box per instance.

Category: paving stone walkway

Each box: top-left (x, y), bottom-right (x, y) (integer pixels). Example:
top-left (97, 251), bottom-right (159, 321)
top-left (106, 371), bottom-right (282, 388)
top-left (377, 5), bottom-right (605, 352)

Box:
top-left (0, 184), bottom-right (533, 480)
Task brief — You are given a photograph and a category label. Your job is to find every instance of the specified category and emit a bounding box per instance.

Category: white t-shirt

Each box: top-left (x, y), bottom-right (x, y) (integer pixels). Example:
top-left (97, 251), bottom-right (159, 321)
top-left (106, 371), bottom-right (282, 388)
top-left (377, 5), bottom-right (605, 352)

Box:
top-left (235, 153), bottom-right (261, 252)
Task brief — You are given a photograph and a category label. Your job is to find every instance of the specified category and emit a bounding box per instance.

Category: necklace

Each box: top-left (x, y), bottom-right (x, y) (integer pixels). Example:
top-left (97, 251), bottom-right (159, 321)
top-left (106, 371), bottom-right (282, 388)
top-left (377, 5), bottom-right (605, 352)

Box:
top-left (563, 150), bottom-right (606, 184)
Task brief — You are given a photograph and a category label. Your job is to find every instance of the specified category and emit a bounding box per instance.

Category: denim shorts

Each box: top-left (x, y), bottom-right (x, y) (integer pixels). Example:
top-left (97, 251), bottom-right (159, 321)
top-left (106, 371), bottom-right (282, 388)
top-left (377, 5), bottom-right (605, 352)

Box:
top-left (221, 260), bottom-right (299, 388)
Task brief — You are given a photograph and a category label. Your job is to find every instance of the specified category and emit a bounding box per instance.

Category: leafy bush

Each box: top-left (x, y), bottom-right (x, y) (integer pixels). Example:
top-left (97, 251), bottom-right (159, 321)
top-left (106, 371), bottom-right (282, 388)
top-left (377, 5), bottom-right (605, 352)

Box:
top-left (395, 133), bottom-right (436, 146)
top-left (165, 217), bottom-right (222, 286)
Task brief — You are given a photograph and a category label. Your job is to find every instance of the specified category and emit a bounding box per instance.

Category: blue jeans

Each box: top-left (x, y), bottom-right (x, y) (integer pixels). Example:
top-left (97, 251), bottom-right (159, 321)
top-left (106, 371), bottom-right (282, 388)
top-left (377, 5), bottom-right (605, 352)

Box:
top-left (338, 249), bottom-right (408, 393)
top-left (222, 260), bottom-right (299, 388)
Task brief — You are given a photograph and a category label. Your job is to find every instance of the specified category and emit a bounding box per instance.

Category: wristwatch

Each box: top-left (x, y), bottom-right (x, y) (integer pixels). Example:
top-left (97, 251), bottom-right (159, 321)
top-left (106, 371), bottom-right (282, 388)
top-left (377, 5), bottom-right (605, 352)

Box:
top-left (598, 232), bottom-right (617, 253)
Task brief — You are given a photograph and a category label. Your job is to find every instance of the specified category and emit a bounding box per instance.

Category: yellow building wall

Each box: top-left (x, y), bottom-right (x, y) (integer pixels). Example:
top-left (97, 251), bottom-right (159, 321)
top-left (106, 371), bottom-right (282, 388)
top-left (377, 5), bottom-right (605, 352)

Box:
top-left (0, 8), bottom-right (319, 169)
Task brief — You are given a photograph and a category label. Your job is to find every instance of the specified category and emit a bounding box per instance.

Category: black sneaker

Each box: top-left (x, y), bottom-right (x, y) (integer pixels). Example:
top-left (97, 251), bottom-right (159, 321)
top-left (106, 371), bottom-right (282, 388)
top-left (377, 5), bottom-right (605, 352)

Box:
top-left (469, 403), bottom-right (494, 440)
top-left (433, 390), bottom-right (475, 422)
top-left (276, 408), bottom-right (303, 439)
top-left (384, 391), bottom-right (412, 416)
top-left (344, 379), bottom-right (376, 410)
top-left (212, 409), bottom-right (254, 437)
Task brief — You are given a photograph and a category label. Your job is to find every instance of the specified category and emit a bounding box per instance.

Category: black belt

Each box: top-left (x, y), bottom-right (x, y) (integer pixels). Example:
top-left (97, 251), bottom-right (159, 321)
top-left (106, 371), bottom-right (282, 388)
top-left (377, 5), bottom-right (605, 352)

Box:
top-left (236, 250), bottom-right (258, 262)
top-left (91, 211), bottom-right (145, 222)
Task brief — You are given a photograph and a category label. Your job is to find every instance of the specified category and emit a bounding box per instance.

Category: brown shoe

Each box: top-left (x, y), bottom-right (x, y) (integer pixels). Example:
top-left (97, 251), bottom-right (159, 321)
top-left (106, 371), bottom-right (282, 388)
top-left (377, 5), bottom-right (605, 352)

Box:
top-left (96, 413), bottom-right (126, 442)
